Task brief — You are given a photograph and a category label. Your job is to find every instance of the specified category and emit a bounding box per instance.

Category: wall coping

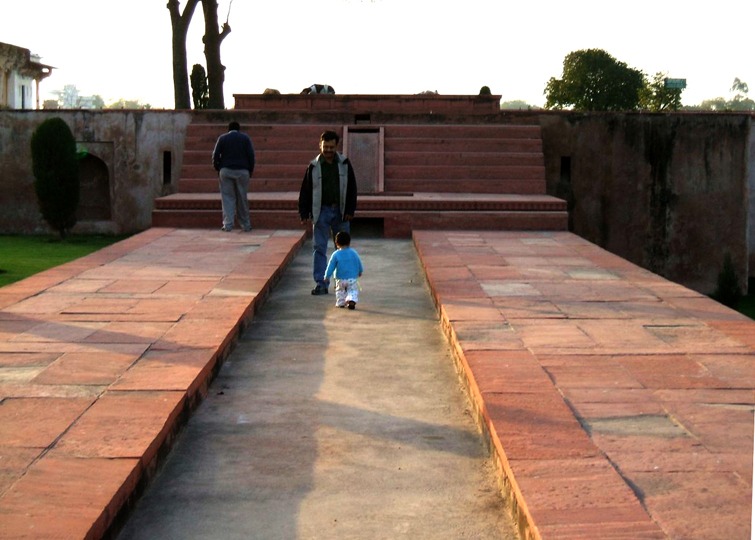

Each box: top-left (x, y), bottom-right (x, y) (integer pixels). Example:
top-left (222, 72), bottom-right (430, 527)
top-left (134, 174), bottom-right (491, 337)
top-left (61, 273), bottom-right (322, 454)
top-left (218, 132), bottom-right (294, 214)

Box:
top-left (232, 94), bottom-right (503, 115)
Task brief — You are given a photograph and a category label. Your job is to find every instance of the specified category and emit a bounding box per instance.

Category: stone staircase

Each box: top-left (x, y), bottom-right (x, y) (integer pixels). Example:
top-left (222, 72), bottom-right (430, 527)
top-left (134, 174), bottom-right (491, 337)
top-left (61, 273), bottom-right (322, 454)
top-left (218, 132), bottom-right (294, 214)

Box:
top-left (152, 120), bottom-right (568, 237)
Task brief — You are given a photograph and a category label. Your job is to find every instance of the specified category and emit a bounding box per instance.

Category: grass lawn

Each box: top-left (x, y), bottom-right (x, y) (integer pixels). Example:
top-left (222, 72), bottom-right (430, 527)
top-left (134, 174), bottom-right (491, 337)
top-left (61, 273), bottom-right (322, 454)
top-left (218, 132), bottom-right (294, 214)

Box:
top-left (0, 234), bottom-right (130, 288)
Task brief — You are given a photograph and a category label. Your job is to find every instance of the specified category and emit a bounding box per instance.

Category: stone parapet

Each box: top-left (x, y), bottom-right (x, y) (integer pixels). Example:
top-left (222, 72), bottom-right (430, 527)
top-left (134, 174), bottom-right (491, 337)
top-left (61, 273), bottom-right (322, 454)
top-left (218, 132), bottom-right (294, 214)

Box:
top-left (233, 93), bottom-right (503, 116)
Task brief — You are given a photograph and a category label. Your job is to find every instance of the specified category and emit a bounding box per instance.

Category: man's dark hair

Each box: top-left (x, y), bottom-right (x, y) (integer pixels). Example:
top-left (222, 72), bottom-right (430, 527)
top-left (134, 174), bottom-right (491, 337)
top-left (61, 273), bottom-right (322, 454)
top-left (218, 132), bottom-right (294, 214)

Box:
top-left (320, 130), bottom-right (339, 144)
top-left (335, 231), bottom-right (351, 247)
top-left (228, 121), bottom-right (241, 131)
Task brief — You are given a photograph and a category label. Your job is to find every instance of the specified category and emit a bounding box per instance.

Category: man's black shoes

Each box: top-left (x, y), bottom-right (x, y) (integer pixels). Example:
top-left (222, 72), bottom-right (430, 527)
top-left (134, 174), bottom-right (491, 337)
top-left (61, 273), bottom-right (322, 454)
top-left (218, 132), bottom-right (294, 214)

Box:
top-left (311, 285), bottom-right (328, 295)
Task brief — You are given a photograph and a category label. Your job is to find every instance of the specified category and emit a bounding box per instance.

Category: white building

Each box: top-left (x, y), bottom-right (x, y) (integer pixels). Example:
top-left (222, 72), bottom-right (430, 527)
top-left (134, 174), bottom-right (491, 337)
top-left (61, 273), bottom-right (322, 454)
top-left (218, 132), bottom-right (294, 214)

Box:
top-left (0, 42), bottom-right (54, 109)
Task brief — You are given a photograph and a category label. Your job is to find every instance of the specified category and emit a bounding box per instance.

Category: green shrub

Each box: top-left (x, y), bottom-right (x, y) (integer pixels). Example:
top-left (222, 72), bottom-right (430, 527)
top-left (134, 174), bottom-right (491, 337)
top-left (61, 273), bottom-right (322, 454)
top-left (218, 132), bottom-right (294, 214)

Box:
top-left (712, 253), bottom-right (742, 308)
top-left (30, 118), bottom-right (80, 238)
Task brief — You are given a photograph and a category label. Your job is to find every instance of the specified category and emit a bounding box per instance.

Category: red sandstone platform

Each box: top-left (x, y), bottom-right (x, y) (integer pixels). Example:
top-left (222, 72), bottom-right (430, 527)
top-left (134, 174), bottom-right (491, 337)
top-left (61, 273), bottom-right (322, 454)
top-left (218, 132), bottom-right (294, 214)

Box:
top-left (0, 229), bottom-right (752, 539)
top-left (0, 228), bottom-right (305, 539)
top-left (414, 230), bottom-right (754, 540)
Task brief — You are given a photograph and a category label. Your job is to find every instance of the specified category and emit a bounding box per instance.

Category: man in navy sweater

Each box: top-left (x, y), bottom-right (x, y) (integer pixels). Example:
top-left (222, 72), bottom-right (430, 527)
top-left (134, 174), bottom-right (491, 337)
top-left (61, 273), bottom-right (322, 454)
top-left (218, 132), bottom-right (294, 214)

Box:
top-left (212, 121), bottom-right (256, 231)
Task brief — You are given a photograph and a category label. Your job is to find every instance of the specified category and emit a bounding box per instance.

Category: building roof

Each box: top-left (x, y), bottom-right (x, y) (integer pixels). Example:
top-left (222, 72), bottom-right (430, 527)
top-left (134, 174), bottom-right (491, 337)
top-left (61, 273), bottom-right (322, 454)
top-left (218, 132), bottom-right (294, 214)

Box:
top-left (0, 41), bottom-right (54, 80)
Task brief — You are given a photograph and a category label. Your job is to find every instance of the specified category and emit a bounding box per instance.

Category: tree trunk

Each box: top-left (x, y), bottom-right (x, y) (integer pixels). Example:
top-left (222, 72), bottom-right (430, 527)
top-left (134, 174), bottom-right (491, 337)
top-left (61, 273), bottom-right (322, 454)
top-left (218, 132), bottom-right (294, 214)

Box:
top-left (202, 0), bottom-right (230, 109)
top-left (168, 0), bottom-right (201, 110)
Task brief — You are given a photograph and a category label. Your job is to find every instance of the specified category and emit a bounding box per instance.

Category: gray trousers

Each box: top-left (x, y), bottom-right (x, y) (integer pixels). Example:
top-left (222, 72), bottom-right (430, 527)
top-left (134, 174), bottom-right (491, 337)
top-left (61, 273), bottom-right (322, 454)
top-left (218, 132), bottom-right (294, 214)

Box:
top-left (219, 168), bottom-right (251, 230)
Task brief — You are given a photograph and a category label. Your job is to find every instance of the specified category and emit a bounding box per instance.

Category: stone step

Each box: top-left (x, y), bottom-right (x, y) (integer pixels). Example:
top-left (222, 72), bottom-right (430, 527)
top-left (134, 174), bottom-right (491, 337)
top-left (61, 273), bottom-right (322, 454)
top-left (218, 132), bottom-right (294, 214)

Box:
top-left (180, 163), bottom-right (304, 179)
top-left (384, 137), bottom-right (543, 153)
top-left (151, 206), bottom-right (568, 238)
top-left (182, 148), bottom-right (544, 168)
top-left (177, 178), bottom-right (301, 193)
top-left (180, 162), bottom-right (544, 182)
top-left (178, 175), bottom-right (545, 194)
top-left (384, 178), bottom-right (546, 194)
top-left (154, 192), bottom-right (566, 212)
top-left (182, 149), bottom-right (314, 166)
top-left (385, 151), bottom-right (544, 167)
top-left (159, 118), bottom-right (565, 233)
top-left (187, 124), bottom-right (540, 149)
top-left (384, 124), bottom-right (542, 139)
top-left (202, 125), bottom-right (542, 139)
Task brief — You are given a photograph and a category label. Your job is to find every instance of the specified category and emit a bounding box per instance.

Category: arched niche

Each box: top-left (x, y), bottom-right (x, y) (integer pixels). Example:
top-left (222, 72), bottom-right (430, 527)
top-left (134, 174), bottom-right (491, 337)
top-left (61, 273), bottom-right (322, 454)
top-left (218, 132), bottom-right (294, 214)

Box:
top-left (78, 153), bottom-right (111, 220)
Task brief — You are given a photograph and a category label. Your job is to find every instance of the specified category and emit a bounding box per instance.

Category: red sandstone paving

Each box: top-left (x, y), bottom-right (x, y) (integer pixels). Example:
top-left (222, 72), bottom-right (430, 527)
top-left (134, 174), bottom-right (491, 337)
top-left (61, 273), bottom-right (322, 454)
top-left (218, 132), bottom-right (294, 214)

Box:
top-left (490, 296), bottom-right (564, 318)
top-left (181, 299), bottom-right (255, 326)
top-left (0, 397), bottom-right (94, 447)
top-left (54, 391), bottom-right (185, 460)
top-left (0, 455), bottom-right (141, 540)
top-left (414, 230), bottom-right (754, 540)
top-left (632, 471), bottom-right (751, 539)
top-left (97, 279), bottom-right (168, 294)
top-left (439, 299), bottom-right (506, 323)
top-left (151, 318), bottom-right (239, 351)
top-left (82, 321), bottom-right (175, 344)
top-left (45, 278), bottom-right (114, 294)
top-left (31, 351), bottom-right (141, 386)
top-left (0, 447), bottom-right (43, 494)
top-left (9, 321), bottom-right (106, 344)
top-left (111, 349), bottom-right (219, 394)
top-left (0, 228), bottom-right (305, 537)
top-left (463, 350), bottom-right (555, 393)
top-left (0, 352), bottom-right (59, 368)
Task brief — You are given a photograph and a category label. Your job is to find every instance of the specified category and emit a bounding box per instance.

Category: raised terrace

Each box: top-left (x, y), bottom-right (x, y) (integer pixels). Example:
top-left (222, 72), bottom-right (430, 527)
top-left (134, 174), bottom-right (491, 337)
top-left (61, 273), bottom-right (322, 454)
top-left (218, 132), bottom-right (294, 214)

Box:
top-left (152, 94), bottom-right (568, 236)
top-left (1, 96), bottom-right (752, 539)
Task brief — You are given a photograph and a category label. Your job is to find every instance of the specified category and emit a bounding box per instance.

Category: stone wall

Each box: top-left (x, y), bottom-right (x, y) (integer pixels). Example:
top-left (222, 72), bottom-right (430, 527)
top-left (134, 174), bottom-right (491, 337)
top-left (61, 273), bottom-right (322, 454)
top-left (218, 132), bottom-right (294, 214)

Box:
top-left (538, 111), bottom-right (753, 294)
top-left (0, 110), bottom-right (191, 234)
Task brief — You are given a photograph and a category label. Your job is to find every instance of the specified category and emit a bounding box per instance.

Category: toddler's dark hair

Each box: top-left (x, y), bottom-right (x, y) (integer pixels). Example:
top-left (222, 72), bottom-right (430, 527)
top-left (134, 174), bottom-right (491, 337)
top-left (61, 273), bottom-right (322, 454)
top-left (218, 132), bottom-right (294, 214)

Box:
top-left (335, 231), bottom-right (351, 247)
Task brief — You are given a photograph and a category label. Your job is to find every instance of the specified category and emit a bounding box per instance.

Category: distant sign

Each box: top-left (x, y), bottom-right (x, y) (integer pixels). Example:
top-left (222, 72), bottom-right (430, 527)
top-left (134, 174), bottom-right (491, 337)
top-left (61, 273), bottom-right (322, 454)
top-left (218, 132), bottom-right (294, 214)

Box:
top-left (664, 78), bottom-right (687, 89)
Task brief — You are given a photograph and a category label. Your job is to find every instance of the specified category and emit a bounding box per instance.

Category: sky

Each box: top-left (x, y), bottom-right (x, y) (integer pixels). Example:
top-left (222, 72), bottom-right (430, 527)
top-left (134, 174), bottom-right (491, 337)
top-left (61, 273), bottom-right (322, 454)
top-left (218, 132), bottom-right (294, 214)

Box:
top-left (3, 0), bottom-right (753, 109)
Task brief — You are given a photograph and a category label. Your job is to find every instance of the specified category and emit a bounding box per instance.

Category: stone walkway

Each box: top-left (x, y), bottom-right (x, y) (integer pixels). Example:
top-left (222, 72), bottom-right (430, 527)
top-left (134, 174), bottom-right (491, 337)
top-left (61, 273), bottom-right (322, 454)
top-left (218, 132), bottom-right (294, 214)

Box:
top-left (0, 228), bottom-right (752, 539)
top-left (117, 238), bottom-right (518, 539)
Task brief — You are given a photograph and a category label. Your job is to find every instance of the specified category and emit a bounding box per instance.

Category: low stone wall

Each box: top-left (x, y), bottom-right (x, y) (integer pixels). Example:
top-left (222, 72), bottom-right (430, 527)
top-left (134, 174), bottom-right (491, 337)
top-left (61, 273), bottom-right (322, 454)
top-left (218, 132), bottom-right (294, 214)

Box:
top-left (0, 108), bottom-right (752, 294)
top-left (0, 110), bottom-right (191, 234)
top-left (232, 93), bottom-right (503, 116)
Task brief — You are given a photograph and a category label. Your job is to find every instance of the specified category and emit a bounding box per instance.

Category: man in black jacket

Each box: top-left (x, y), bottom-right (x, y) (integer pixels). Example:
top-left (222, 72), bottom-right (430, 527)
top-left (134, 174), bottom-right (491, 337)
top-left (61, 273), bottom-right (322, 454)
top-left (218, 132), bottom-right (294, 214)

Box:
top-left (298, 130), bottom-right (357, 295)
top-left (212, 121), bottom-right (256, 231)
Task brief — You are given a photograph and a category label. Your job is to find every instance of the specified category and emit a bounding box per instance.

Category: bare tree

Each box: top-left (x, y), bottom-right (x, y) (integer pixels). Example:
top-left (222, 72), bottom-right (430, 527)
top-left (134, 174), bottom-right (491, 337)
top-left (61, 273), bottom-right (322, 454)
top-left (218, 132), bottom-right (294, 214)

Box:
top-left (201, 0), bottom-right (231, 109)
top-left (168, 0), bottom-right (201, 109)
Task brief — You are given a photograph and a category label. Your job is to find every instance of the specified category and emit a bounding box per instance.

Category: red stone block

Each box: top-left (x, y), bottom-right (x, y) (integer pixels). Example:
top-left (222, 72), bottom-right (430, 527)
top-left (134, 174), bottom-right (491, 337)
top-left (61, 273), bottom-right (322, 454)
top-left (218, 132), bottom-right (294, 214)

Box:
top-left (31, 351), bottom-right (141, 386)
top-left (54, 391), bottom-right (185, 461)
top-left (111, 348), bottom-right (218, 395)
top-left (0, 397), bottom-right (94, 447)
top-left (0, 455), bottom-right (140, 540)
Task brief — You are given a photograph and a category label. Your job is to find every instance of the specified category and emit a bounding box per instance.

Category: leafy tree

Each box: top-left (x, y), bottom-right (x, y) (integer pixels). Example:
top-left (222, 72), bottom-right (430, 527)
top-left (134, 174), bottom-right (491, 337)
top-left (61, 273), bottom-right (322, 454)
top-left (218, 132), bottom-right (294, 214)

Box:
top-left (105, 99), bottom-right (152, 109)
top-left (544, 49), bottom-right (645, 111)
top-left (479, 86), bottom-right (492, 95)
top-left (728, 78), bottom-right (754, 111)
top-left (190, 64), bottom-right (210, 109)
top-left (201, 0), bottom-right (231, 109)
top-left (53, 84), bottom-right (81, 108)
top-left (30, 118), bottom-right (80, 238)
top-left (500, 100), bottom-right (532, 110)
top-left (639, 72), bottom-right (683, 111)
top-left (168, 0), bottom-right (201, 109)
top-left (696, 78), bottom-right (754, 111)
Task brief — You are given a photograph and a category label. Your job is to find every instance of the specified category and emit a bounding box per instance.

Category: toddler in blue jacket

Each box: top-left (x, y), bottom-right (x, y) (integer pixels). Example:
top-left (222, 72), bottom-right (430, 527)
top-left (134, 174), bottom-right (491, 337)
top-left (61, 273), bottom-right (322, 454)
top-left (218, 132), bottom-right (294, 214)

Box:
top-left (323, 231), bottom-right (364, 310)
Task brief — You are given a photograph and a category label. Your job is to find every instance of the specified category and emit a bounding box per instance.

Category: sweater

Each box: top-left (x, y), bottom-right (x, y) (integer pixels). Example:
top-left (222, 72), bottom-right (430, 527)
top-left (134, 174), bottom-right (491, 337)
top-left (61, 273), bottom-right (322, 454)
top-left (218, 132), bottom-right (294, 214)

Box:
top-left (324, 247), bottom-right (364, 281)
